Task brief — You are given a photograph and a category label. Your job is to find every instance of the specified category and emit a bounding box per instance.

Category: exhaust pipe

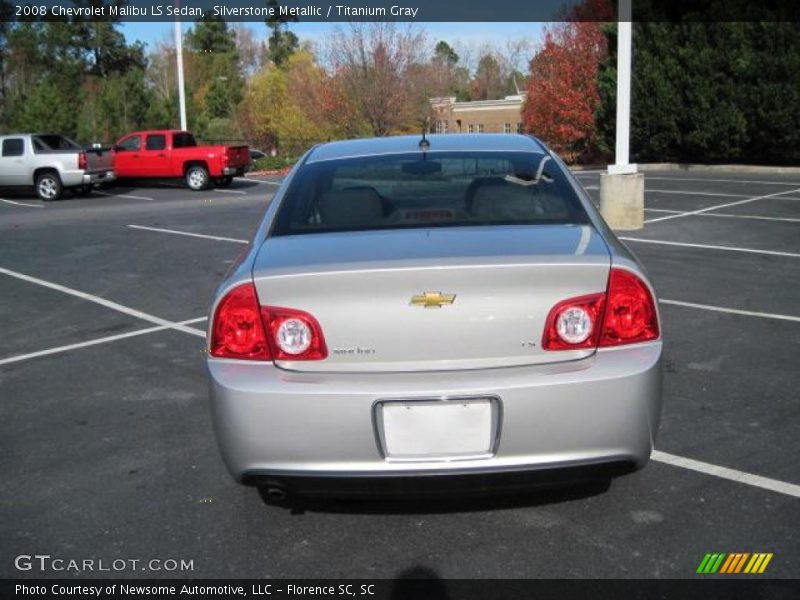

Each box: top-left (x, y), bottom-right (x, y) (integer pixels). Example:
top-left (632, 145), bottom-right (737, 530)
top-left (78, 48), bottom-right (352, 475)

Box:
top-left (264, 486), bottom-right (287, 503)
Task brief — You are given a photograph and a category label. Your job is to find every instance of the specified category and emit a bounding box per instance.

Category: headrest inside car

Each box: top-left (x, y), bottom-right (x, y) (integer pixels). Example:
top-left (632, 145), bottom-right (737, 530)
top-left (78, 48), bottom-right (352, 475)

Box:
top-left (319, 187), bottom-right (383, 227)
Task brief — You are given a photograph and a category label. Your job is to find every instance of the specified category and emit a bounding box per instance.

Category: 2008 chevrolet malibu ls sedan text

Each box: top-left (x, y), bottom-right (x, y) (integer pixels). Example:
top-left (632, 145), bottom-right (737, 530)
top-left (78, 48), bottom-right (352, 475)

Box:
top-left (206, 134), bottom-right (662, 502)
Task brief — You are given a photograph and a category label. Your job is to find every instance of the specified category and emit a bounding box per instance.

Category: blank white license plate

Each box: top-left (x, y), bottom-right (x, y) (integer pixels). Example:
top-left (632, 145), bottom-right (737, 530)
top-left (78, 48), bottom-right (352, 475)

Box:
top-left (379, 399), bottom-right (494, 459)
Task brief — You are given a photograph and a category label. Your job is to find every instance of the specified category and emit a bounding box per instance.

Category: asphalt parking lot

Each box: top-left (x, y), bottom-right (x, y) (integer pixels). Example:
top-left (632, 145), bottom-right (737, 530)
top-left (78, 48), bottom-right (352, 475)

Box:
top-left (1, 169), bottom-right (798, 579)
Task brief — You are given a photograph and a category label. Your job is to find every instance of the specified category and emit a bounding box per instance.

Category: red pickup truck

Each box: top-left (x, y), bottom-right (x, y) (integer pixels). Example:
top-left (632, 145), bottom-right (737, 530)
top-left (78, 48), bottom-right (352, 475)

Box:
top-left (113, 130), bottom-right (250, 190)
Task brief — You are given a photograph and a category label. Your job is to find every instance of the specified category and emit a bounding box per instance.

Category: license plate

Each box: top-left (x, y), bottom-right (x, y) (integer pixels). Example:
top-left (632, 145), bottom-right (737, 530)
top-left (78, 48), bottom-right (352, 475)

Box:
top-left (377, 398), bottom-right (496, 460)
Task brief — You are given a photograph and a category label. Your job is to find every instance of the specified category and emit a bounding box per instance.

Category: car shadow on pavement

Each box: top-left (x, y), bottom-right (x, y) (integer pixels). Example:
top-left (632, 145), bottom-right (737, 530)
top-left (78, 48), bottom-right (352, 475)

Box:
top-left (107, 178), bottom-right (262, 191)
top-left (389, 566), bottom-right (451, 600)
top-left (260, 479), bottom-right (613, 515)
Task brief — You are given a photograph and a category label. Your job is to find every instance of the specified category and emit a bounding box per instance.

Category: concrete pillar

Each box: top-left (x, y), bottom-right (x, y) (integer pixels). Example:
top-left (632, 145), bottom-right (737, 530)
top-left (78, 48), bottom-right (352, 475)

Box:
top-left (600, 172), bottom-right (644, 230)
top-left (600, 0), bottom-right (644, 230)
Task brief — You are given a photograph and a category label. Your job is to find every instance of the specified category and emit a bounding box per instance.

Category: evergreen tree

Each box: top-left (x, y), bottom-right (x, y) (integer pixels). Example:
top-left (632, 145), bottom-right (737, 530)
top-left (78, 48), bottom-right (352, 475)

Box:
top-left (265, 0), bottom-right (299, 67)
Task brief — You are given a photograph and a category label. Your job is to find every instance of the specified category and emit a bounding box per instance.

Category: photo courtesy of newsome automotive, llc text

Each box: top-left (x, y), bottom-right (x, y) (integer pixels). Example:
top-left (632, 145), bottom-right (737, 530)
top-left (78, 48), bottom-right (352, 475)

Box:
top-left (1, 0), bottom-right (798, 598)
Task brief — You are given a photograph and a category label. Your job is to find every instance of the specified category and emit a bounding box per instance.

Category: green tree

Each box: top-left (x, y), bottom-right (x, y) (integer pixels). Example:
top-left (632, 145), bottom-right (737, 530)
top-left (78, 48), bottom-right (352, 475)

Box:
top-left (471, 54), bottom-right (505, 100)
top-left (434, 41), bottom-right (459, 66)
top-left (186, 16), bottom-right (243, 123)
top-left (597, 21), bottom-right (800, 164)
top-left (12, 78), bottom-right (77, 135)
top-left (265, 0), bottom-right (299, 67)
top-left (186, 15), bottom-right (238, 55)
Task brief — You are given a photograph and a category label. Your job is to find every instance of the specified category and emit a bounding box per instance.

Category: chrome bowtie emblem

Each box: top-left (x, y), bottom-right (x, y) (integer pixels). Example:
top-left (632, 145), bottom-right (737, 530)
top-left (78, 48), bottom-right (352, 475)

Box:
top-left (410, 291), bottom-right (456, 309)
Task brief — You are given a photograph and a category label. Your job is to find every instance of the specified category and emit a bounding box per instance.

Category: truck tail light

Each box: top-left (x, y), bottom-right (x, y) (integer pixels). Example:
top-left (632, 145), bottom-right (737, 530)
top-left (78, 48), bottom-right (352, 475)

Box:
top-left (542, 268), bottom-right (659, 351)
top-left (78, 151), bottom-right (87, 170)
top-left (209, 283), bottom-right (327, 361)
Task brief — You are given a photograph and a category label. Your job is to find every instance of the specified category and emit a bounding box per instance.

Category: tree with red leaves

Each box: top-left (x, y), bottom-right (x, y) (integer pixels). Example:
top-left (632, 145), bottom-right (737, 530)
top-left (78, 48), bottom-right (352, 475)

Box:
top-left (522, 0), bottom-right (613, 161)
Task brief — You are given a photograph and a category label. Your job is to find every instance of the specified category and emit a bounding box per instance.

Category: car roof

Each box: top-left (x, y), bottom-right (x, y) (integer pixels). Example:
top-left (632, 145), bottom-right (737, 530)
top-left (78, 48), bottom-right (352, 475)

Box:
top-left (306, 134), bottom-right (546, 163)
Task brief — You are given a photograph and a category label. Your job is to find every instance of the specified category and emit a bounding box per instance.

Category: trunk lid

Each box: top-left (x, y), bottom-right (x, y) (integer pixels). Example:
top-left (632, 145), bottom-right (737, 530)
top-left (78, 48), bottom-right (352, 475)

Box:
top-left (252, 225), bottom-right (611, 373)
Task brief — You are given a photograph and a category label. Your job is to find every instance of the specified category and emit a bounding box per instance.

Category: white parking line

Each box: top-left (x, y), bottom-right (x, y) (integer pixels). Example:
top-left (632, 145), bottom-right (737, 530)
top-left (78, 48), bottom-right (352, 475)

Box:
top-left (645, 208), bottom-right (800, 223)
top-left (647, 189), bottom-right (751, 197)
top-left (644, 187), bottom-right (800, 224)
top-left (95, 191), bottom-right (154, 201)
top-left (128, 224), bottom-right (248, 244)
top-left (0, 198), bottom-right (43, 208)
top-left (652, 451), bottom-right (800, 499)
top-left (0, 267), bottom-right (206, 337)
top-left (583, 185), bottom-right (750, 198)
top-left (645, 176), bottom-right (800, 186)
top-left (660, 299), bottom-right (800, 323)
top-left (620, 237), bottom-right (800, 259)
top-left (212, 189), bottom-right (247, 195)
top-left (241, 177), bottom-right (282, 185)
top-left (0, 317), bottom-right (207, 367)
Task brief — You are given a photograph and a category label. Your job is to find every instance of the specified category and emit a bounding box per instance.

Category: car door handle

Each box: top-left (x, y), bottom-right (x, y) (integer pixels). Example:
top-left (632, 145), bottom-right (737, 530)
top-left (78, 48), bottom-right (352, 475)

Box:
top-left (157, 153), bottom-right (166, 157)
top-left (132, 154), bottom-right (140, 158)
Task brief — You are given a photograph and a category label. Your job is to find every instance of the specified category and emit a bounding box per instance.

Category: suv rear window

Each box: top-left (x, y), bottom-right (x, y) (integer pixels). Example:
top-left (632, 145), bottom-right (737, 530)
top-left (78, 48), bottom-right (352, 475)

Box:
top-left (271, 151), bottom-right (589, 236)
top-left (2, 138), bottom-right (24, 156)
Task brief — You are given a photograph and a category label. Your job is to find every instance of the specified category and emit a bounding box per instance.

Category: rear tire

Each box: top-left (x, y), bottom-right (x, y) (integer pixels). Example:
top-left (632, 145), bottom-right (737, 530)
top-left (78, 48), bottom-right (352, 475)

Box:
top-left (35, 171), bottom-right (62, 201)
top-left (185, 165), bottom-right (210, 191)
top-left (215, 176), bottom-right (233, 187)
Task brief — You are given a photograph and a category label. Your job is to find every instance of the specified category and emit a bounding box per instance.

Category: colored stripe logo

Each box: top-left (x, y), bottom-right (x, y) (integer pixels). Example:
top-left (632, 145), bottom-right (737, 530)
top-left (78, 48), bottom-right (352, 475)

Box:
top-left (696, 553), bottom-right (773, 574)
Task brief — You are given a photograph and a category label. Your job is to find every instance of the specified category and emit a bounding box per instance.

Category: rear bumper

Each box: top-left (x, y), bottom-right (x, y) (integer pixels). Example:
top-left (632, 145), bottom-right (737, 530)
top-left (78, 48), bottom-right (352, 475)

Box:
top-left (207, 342), bottom-right (662, 485)
top-left (222, 165), bottom-right (249, 176)
top-left (67, 170), bottom-right (115, 186)
top-left (244, 462), bottom-right (635, 498)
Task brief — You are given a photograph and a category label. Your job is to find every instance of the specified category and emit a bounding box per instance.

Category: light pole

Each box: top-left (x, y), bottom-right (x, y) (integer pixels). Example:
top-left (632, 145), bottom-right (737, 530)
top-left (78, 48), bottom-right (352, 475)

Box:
top-left (174, 5), bottom-right (187, 131)
top-left (599, 0), bottom-right (644, 230)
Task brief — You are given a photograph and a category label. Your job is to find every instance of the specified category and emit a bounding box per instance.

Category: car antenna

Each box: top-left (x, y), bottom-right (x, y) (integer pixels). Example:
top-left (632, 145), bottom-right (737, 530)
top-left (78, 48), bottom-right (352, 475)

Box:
top-left (419, 119), bottom-right (430, 152)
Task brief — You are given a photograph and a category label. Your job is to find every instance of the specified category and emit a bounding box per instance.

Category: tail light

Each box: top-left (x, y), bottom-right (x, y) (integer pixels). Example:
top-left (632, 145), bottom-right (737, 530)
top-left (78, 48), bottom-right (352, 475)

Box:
top-left (542, 293), bottom-right (605, 350)
top-left (261, 307), bottom-right (328, 360)
top-left (210, 283), bottom-right (270, 360)
top-left (209, 283), bottom-right (327, 361)
top-left (599, 268), bottom-right (660, 346)
top-left (78, 151), bottom-right (87, 170)
top-left (542, 268), bottom-right (659, 351)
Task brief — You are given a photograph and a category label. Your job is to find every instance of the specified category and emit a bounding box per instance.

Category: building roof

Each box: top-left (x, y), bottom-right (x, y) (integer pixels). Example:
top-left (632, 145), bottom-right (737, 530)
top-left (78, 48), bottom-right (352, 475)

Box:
top-left (307, 134), bottom-right (544, 163)
top-left (431, 94), bottom-right (526, 110)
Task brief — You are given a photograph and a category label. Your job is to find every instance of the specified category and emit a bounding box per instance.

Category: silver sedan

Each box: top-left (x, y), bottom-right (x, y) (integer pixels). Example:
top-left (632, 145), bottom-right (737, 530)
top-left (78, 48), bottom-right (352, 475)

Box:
top-left (206, 134), bottom-right (662, 501)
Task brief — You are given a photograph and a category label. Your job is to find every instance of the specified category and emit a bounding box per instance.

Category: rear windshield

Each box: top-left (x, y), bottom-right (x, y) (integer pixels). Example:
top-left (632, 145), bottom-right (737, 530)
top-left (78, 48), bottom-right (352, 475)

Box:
top-left (271, 151), bottom-right (589, 236)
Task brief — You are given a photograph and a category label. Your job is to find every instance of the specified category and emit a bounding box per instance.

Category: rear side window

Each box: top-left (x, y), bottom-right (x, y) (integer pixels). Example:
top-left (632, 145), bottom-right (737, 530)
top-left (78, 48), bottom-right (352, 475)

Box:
top-left (146, 134), bottom-right (166, 151)
top-left (118, 136), bottom-right (140, 151)
top-left (32, 135), bottom-right (80, 151)
top-left (271, 151), bottom-right (589, 236)
top-left (2, 138), bottom-right (24, 157)
top-left (173, 133), bottom-right (197, 148)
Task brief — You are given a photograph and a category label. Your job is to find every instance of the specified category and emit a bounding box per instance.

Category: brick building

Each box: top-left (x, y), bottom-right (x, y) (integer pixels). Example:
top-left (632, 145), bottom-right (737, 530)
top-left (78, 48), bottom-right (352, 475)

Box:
top-left (430, 94), bottom-right (526, 135)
